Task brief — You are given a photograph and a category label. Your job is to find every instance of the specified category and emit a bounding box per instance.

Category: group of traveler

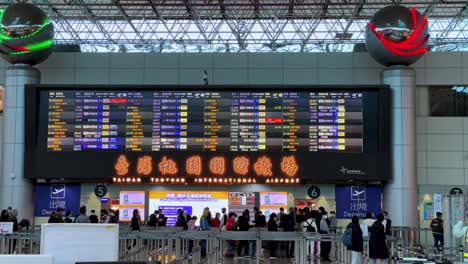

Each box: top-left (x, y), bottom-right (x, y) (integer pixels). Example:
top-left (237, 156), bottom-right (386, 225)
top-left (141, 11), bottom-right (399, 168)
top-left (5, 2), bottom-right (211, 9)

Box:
top-left (343, 212), bottom-right (392, 264)
top-left (47, 206), bottom-right (119, 224)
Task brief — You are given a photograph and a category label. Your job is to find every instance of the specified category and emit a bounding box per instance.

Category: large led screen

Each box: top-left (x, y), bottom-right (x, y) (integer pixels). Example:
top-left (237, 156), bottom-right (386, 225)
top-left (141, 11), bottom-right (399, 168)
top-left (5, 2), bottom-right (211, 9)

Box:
top-left (25, 86), bottom-right (390, 181)
top-left (148, 191), bottom-right (228, 226)
top-left (119, 191), bottom-right (145, 222)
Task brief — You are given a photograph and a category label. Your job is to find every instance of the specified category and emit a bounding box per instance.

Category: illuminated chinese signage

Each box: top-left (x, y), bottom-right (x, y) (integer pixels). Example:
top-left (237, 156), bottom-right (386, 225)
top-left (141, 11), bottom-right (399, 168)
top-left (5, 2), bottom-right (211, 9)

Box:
top-left (113, 154), bottom-right (300, 180)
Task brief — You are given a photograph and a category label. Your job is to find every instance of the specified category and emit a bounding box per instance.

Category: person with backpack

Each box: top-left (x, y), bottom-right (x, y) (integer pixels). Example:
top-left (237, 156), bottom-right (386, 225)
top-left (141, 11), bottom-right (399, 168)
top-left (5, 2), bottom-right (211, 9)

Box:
top-left (268, 213), bottom-right (279, 259)
top-left (344, 216), bottom-right (364, 264)
top-left (301, 212), bottom-right (318, 259)
top-left (368, 214), bottom-right (389, 264)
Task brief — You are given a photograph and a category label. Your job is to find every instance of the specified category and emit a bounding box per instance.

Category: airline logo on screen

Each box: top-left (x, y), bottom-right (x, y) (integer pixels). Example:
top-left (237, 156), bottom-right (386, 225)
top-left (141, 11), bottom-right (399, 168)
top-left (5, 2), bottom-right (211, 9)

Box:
top-left (113, 154), bottom-right (299, 178)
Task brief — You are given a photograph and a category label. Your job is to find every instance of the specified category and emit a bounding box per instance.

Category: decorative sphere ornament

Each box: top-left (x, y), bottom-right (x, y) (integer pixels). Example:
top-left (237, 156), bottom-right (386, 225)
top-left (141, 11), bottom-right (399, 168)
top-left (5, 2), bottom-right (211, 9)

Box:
top-left (0, 3), bottom-right (54, 65)
top-left (365, 5), bottom-right (429, 67)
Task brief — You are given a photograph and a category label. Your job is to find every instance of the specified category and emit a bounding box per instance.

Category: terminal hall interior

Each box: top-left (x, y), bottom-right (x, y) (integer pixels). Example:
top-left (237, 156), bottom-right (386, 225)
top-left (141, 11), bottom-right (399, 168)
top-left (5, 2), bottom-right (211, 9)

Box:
top-left (1, 1), bottom-right (468, 264)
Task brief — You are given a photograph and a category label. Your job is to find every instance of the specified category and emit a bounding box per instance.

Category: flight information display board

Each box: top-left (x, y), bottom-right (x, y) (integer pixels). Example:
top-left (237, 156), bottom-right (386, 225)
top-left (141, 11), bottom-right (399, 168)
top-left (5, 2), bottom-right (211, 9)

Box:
top-left (25, 86), bottom-right (390, 181)
top-left (45, 91), bottom-right (363, 153)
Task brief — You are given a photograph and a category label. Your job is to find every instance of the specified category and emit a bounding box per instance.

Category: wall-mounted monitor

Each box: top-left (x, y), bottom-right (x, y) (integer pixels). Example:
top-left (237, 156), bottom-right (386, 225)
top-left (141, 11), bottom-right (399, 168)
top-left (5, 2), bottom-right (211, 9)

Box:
top-left (25, 85), bottom-right (390, 182)
top-left (119, 191), bottom-right (145, 222)
top-left (259, 191), bottom-right (288, 218)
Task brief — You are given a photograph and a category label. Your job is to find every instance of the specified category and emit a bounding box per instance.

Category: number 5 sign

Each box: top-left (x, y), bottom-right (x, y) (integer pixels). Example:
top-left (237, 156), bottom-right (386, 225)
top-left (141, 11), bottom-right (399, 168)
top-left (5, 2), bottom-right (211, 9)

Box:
top-left (94, 184), bottom-right (108, 198)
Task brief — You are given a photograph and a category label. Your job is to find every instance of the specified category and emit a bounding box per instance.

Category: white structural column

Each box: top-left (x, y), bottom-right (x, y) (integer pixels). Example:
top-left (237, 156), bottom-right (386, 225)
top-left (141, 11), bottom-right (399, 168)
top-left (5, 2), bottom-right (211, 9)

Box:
top-left (382, 65), bottom-right (418, 227)
top-left (0, 65), bottom-right (40, 221)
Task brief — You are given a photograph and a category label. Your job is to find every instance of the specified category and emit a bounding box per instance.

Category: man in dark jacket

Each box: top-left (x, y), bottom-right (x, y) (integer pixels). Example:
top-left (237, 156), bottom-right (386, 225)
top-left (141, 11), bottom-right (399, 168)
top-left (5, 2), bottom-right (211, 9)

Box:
top-left (237, 213), bottom-right (251, 257)
top-left (346, 216), bottom-right (363, 264)
top-left (148, 210), bottom-right (158, 227)
top-left (430, 212), bottom-right (444, 249)
top-left (89, 210), bottom-right (99, 223)
top-left (157, 210), bottom-right (167, 226)
top-left (283, 208), bottom-right (296, 258)
top-left (254, 211), bottom-right (267, 227)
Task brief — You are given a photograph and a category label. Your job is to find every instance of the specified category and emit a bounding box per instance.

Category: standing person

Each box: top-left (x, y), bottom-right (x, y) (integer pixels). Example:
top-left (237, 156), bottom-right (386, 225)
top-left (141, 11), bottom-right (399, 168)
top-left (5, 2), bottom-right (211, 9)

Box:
top-left (430, 212), bottom-right (444, 250)
top-left (89, 210), bottom-right (99, 223)
top-left (199, 208), bottom-right (211, 256)
top-left (187, 216), bottom-right (197, 253)
top-left (56, 208), bottom-right (65, 223)
top-left (318, 207), bottom-right (325, 215)
top-left (320, 211), bottom-right (332, 261)
top-left (64, 210), bottom-right (73, 223)
top-left (176, 210), bottom-right (188, 229)
top-left (108, 210), bottom-right (117, 224)
top-left (7, 209), bottom-right (19, 254)
top-left (277, 207), bottom-right (286, 227)
top-left (329, 211), bottom-right (337, 232)
top-left (157, 210), bottom-right (167, 226)
top-left (346, 216), bottom-right (364, 264)
top-left (211, 212), bottom-right (221, 228)
top-left (382, 211), bottom-right (392, 236)
top-left (237, 211), bottom-right (251, 257)
top-left (221, 208), bottom-right (228, 228)
top-left (300, 212), bottom-right (318, 259)
top-left (224, 212), bottom-right (237, 257)
top-left (368, 214), bottom-right (389, 264)
top-left (130, 209), bottom-right (141, 231)
top-left (148, 210), bottom-right (158, 227)
top-left (362, 213), bottom-right (376, 228)
top-left (283, 207), bottom-right (296, 259)
top-left (253, 207), bottom-right (260, 219)
top-left (100, 210), bottom-right (109, 223)
top-left (75, 206), bottom-right (90, 223)
top-left (127, 209), bottom-right (141, 252)
top-left (48, 211), bottom-right (61, 223)
top-left (268, 213), bottom-right (279, 259)
top-left (205, 207), bottom-right (213, 226)
top-left (254, 211), bottom-right (266, 228)
top-left (0, 210), bottom-right (9, 221)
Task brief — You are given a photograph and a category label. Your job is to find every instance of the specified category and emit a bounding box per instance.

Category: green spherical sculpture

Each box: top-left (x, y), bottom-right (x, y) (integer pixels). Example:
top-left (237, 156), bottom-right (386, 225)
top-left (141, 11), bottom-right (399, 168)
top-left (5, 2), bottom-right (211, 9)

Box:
top-left (0, 3), bottom-right (54, 65)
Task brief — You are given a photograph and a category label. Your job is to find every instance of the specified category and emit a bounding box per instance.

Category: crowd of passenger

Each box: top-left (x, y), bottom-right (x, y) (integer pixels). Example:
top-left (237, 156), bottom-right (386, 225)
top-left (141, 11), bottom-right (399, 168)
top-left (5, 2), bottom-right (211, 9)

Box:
top-left (1, 205), bottom-right (393, 263)
top-left (145, 206), bottom-right (393, 263)
top-left (47, 206), bottom-right (119, 224)
top-left (0, 207), bottom-right (30, 231)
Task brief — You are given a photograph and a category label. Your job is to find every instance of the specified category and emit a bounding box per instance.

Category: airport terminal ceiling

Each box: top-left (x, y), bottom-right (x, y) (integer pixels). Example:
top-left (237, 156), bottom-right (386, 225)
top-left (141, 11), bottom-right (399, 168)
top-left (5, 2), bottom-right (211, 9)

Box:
top-left (1, 0), bottom-right (468, 52)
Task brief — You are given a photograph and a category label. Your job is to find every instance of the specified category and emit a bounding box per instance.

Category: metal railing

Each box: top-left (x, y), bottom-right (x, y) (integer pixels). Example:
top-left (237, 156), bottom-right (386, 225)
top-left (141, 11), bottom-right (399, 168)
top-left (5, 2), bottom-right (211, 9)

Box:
top-left (2, 227), bottom-right (463, 263)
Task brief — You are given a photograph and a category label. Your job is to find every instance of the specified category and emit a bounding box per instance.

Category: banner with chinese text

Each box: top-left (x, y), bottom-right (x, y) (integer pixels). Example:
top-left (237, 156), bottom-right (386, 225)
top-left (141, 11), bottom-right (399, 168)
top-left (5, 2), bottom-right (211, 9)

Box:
top-left (34, 184), bottom-right (81, 217)
top-left (335, 185), bottom-right (382, 219)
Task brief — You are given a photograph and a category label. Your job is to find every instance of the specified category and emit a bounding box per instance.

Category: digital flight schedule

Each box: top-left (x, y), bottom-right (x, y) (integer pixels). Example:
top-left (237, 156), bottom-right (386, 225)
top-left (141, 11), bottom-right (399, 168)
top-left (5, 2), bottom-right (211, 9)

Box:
top-left (46, 91), bottom-right (364, 153)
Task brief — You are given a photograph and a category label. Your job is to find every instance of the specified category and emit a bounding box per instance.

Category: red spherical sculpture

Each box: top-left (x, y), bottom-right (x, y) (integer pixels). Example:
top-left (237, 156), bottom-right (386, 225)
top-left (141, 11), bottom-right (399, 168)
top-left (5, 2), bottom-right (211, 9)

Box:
top-left (365, 5), bottom-right (429, 67)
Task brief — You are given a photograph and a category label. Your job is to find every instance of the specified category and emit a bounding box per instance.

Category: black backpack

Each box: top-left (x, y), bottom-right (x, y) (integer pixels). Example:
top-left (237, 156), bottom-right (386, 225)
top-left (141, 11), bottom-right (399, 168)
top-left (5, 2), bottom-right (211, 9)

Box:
top-left (305, 220), bottom-right (316, 232)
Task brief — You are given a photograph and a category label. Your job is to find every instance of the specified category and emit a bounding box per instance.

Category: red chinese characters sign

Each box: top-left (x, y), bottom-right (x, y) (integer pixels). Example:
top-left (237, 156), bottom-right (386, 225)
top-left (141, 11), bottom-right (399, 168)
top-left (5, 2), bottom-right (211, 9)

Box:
top-left (113, 155), bottom-right (299, 178)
